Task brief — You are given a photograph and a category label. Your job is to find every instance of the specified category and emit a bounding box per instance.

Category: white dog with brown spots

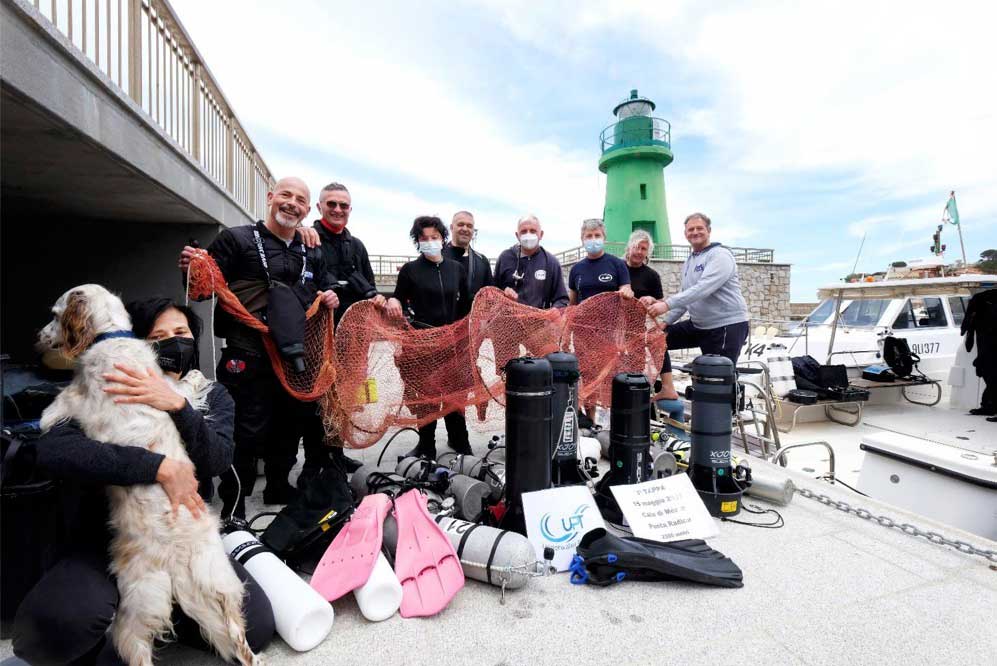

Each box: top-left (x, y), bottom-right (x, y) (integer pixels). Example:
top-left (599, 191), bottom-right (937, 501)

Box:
top-left (37, 284), bottom-right (261, 666)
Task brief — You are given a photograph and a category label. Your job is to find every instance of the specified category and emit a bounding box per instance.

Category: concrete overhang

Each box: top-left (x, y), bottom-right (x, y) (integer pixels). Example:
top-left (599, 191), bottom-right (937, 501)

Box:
top-left (0, 0), bottom-right (255, 226)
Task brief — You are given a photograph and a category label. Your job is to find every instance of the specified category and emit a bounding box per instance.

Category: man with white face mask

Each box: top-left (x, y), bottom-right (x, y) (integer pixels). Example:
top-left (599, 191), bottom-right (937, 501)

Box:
top-left (493, 214), bottom-right (569, 309)
top-left (386, 216), bottom-right (471, 459)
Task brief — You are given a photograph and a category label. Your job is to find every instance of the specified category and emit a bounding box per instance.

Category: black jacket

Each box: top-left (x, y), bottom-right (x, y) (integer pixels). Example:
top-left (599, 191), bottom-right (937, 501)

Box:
top-left (493, 245), bottom-right (569, 309)
top-left (393, 255), bottom-right (469, 327)
top-left (204, 221), bottom-right (333, 350)
top-left (33, 382), bottom-right (235, 549)
top-left (442, 243), bottom-right (492, 302)
top-left (961, 289), bottom-right (997, 376)
top-left (312, 221), bottom-right (377, 325)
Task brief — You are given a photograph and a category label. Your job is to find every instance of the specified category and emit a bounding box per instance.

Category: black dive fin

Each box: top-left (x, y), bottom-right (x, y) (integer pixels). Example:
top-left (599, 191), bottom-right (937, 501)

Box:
top-left (572, 528), bottom-right (743, 588)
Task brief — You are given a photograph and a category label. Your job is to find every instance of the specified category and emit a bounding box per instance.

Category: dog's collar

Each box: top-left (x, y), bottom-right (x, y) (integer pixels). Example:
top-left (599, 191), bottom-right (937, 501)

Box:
top-left (92, 330), bottom-right (136, 344)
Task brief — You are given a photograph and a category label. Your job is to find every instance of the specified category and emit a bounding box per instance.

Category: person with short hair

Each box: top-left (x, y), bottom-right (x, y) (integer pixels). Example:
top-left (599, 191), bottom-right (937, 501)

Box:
top-left (298, 181), bottom-right (383, 484)
top-left (178, 177), bottom-right (339, 518)
top-left (493, 214), bottom-right (569, 309)
top-left (644, 212), bottom-right (750, 399)
top-left (385, 216), bottom-right (471, 459)
top-left (567, 218), bottom-right (633, 304)
top-left (624, 229), bottom-right (663, 301)
top-left (443, 210), bottom-right (492, 303)
top-left (12, 298), bottom-right (274, 665)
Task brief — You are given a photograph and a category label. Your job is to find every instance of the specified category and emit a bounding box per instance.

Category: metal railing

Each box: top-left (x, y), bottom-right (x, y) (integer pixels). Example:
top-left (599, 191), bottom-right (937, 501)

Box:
top-left (600, 116), bottom-right (671, 154)
top-left (554, 242), bottom-right (774, 266)
top-left (29, 0), bottom-right (274, 219)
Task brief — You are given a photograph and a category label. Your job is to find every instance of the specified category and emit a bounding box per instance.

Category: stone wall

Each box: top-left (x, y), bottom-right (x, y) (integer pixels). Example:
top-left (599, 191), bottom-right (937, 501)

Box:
top-left (560, 258), bottom-right (792, 324)
top-left (648, 260), bottom-right (791, 323)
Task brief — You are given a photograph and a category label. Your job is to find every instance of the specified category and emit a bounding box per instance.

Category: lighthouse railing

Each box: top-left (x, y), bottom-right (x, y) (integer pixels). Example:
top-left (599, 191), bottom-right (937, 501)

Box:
top-left (600, 117), bottom-right (672, 153)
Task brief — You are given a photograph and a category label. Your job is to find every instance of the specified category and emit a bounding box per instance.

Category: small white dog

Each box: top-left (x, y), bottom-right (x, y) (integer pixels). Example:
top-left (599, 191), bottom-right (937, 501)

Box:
top-left (37, 284), bottom-right (261, 666)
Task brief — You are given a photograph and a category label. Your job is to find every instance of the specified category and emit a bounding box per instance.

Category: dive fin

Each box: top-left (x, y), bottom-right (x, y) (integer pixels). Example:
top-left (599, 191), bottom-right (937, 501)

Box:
top-left (311, 492), bottom-right (392, 601)
top-left (574, 528), bottom-right (743, 588)
top-left (393, 489), bottom-right (464, 617)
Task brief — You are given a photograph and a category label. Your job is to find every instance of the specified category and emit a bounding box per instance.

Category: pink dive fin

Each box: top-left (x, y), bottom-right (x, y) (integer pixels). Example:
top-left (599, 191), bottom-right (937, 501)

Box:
top-left (311, 492), bottom-right (392, 601)
top-left (393, 489), bottom-right (465, 618)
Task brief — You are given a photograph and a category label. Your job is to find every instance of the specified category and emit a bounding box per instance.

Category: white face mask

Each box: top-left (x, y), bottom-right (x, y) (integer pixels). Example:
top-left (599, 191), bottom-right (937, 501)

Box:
top-left (418, 240), bottom-right (443, 256)
top-left (519, 233), bottom-right (539, 250)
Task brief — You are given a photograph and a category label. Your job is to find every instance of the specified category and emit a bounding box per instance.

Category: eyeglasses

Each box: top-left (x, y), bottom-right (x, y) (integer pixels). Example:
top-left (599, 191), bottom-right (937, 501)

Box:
top-left (325, 202), bottom-right (351, 211)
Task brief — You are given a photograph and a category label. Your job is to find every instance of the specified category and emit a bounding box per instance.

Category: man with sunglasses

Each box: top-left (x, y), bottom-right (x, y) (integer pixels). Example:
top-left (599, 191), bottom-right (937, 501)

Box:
top-left (298, 182), bottom-right (384, 484)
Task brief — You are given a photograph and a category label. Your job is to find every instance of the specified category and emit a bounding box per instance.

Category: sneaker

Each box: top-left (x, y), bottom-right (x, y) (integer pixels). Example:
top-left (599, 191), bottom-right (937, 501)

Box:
top-left (969, 407), bottom-right (997, 416)
top-left (262, 484), bottom-right (301, 505)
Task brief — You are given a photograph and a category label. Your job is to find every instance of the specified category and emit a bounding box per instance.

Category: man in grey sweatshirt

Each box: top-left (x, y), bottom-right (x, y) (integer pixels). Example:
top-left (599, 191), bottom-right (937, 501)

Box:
top-left (644, 212), bottom-right (750, 399)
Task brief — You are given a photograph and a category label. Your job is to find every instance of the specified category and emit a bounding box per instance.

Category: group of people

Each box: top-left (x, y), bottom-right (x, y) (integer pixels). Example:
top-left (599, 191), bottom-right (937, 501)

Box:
top-left (12, 174), bottom-right (751, 664)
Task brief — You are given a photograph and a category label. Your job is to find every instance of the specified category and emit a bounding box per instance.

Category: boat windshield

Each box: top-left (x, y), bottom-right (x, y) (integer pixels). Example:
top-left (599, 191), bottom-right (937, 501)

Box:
top-left (838, 299), bottom-right (891, 327)
top-left (804, 299), bottom-right (837, 324)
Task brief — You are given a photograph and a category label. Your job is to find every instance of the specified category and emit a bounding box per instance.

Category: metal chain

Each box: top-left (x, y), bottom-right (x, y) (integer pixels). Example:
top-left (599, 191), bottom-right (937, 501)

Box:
top-left (797, 486), bottom-right (997, 564)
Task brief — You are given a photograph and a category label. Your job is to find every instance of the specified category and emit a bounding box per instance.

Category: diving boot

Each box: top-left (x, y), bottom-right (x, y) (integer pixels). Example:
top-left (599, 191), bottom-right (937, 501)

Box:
top-left (402, 441), bottom-right (437, 461)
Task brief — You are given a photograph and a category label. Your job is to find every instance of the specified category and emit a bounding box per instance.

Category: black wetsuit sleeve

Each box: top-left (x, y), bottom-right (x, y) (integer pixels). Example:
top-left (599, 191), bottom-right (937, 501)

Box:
top-left (457, 264), bottom-right (471, 318)
top-left (34, 421), bottom-right (164, 485)
top-left (310, 247), bottom-right (335, 291)
top-left (168, 383), bottom-right (235, 479)
top-left (650, 269), bottom-right (664, 300)
top-left (481, 254), bottom-right (494, 288)
top-left (206, 227), bottom-right (241, 283)
top-left (357, 240), bottom-right (376, 287)
top-left (393, 263), bottom-right (413, 305)
top-left (549, 257), bottom-right (570, 308)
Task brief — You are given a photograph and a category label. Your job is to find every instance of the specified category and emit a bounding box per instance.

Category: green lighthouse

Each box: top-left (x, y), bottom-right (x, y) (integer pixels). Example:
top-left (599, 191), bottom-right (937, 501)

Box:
top-left (598, 89), bottom-right (673, 247)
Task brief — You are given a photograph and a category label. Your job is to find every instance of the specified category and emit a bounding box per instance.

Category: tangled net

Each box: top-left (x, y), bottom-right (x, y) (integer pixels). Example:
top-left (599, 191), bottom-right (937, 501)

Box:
top-left (188, 253), bottom-right (665, 449)
top-left (186, 251), bottom-right (336, 401)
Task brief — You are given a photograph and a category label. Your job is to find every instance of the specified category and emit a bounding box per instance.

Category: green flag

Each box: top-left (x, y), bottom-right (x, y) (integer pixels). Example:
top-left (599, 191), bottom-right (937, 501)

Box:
top-left (944, 192), bottom-right (960, 226)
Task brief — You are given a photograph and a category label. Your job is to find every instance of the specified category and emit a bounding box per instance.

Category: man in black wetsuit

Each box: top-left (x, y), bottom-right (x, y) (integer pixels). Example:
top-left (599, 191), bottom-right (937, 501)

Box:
top-left (297, 181), bottom-right (384, 485)
top-left (385, 216), bottom-right (471, 459)
top-left (178, 176), bottom-right (339, 518)
top-left (443, 210), bottom-right (492, 304)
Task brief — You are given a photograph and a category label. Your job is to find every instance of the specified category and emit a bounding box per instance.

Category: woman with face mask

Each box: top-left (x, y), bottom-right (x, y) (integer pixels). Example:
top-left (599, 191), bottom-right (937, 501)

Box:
top-left (567, 219), bottom-right (634, 305)
top-left (12, 298), bottom-right (275, 665)
top-left (385, 216), bottom-right (473, 460)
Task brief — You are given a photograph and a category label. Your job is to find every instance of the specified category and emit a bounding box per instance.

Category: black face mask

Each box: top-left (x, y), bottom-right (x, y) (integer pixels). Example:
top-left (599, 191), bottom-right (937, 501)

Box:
top-left (154, 336), bottom-right (196, 375)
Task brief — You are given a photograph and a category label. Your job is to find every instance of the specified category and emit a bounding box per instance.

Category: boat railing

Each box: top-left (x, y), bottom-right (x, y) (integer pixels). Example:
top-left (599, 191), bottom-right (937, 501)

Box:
top-left (26, 0), bottom-right (275, 219)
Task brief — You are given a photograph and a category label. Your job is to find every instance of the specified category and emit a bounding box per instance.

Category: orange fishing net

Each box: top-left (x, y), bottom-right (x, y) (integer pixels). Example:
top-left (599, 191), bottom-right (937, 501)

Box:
top-left (186, 251), bottom-right (336, 401)
top-left (188, 253), bottom-right (666, 449)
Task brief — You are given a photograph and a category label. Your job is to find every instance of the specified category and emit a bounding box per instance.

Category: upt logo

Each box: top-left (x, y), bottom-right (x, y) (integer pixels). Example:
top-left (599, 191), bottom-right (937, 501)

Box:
top-left (539, 504), bottom-right (592, 543)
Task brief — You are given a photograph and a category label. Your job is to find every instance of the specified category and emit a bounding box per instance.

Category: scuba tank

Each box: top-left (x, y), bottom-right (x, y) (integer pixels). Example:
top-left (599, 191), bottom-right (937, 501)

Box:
top-left (686, 355), bottom-right (743, 517)
top-left (382, 514), bottom-right (538, 590)
top-left (546, 352), bottom-right (583, 485)
top-left (436, 451), bottom-right (505, 501)
top-left (594, 373), bottom-right (653, 524)
top-left (764, 343), bottom-right (796, 398)
top-left (222, 531), bottom-right (334, 651)
top-left (500, 357), bottom-right (553, 535)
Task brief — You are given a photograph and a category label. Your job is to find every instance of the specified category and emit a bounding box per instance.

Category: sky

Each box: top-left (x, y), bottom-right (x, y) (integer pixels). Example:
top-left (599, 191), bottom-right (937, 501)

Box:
top-left (170, 0), bottom-right (997, 302)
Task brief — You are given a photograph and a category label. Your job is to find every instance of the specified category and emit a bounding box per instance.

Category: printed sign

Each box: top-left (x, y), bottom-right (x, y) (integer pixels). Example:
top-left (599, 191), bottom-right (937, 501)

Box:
top-left (609, 475), bottom-right (719, 543)
top-left (521, 486), bottom-right (604, 572)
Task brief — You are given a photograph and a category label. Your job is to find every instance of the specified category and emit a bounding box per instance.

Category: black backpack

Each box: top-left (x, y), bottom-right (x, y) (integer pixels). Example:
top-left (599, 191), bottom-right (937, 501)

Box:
top-left (883, 336), bottom-right (919, 379)
top-left (257, 466), bottom-right (354, 568)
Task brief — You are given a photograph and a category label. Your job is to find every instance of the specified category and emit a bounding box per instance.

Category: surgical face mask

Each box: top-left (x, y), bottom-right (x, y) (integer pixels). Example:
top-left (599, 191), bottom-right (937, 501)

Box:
top-left (518, 233), bottom-right (539, 250)
top-left (418, 240), bottom-right (443, 256)
top-left (154, 336), bottom-right (196, 376)
top-left (584, 238), bottom-right (605, 254)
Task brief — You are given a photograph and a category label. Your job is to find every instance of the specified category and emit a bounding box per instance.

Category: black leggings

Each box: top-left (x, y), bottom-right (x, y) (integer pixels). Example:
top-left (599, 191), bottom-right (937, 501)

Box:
top-left (12, 548), bottom-right (275, 665)
top-left (661, 320), bottom-right (749, 374)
